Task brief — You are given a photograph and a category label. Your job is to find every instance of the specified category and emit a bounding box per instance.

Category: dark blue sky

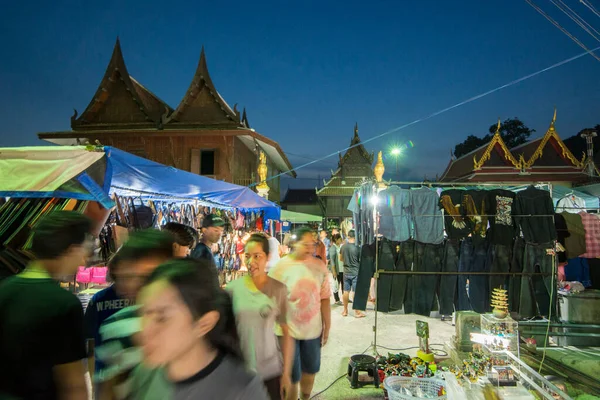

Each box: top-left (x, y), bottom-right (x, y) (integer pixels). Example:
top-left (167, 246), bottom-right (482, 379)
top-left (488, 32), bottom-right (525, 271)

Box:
top-left (2, 0), bottom-right (600, 192)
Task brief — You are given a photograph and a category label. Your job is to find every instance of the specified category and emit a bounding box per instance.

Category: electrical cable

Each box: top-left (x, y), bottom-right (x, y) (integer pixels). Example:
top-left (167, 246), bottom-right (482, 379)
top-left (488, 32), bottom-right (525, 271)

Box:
top-left (249, 43), bottom-right (600, 188)
top-left (524, 0), bottom-right (600, 62)
top-left (581, 0), bottom-right (600, 19)
top-left (538, 243), bottom-right (557, 374)
top-left (551, 0), bottom-right (600, 42)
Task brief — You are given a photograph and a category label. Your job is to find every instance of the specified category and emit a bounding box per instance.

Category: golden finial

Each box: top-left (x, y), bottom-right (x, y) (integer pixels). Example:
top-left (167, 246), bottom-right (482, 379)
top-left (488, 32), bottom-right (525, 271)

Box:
top-left (256, 151), bottom-right (269, 190)
top-left (495, 118), bottom-right (501, 135)
top-left (374, 151), bottom-right (386, 187)
top-left (354, 122), bottom-right (358, 135)
top-left (551, 107), bottom-right (557, 127)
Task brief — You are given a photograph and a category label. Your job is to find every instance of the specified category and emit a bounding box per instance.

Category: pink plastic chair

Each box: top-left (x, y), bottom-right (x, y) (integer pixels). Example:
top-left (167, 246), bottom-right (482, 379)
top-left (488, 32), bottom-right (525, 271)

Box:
top-left (76, 267), bottom-right (91, 284)
top-left (90, 267), bottom-right (108, 284)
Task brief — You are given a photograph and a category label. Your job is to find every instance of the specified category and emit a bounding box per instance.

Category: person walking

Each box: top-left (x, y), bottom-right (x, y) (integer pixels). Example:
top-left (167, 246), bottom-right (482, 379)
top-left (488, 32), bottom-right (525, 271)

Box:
top-left (269, 227), bottom-right (331, 400)
top-left (328, 233), bottom-right (343, 305)
top-left (340, 230), bottom-right (365, 318)
top-left (227, 233), bottom-right (294, 399)
top-left (136, 259), bottom-right (269, 400)
top-left (0, 211), bottom-right (93, 400)
top-left (191, 214), bottom-right (225, 285)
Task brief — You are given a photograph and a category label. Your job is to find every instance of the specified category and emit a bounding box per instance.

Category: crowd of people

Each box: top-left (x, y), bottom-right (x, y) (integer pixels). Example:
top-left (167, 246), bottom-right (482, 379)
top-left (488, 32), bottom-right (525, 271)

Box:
top-left (0, 210), bottom-right (365, 400)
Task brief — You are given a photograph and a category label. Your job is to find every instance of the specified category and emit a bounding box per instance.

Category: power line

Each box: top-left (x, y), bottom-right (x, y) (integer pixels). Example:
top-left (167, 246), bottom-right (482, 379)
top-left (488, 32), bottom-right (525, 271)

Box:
top-left (248, 43), bottom-right (600, 187)
top-left (551, 0), bottom-right (600, 42)
top-left (525, 0), bottom-right (600, 62)
top-left (581, 0), bottom-right (600, 19)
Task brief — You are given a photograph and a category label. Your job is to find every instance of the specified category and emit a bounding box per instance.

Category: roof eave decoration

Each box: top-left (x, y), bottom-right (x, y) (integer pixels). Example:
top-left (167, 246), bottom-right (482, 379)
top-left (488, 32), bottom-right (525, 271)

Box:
top-left (72, 38), bottom-right (154, 129)
top-left (167, 47), bottom-right (240, 124)
top-left (523, 109), bottom-right (586, 169)
top-left (473, 119), bottom-right (521, 170)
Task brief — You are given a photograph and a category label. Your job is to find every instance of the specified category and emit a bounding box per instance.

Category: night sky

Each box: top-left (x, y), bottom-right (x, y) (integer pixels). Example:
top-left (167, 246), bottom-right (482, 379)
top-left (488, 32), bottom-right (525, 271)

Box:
top-left (2, 0), bottom-right (600, 192)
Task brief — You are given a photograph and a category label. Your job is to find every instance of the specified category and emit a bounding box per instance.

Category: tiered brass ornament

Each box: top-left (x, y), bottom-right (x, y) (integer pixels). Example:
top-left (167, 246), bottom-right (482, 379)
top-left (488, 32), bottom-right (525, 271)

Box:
top-left (491, 288), bottom-right (509, 319)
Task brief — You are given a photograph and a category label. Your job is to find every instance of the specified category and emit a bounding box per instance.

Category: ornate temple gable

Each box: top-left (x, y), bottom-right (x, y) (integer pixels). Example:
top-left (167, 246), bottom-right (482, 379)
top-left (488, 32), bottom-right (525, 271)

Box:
top-left (339, 123), bottom-right (375, 168)
top-left (166, 47), bottom-right (242, 127)
top-left (473, 120), bottom-right (522, 170)
top-left (72, 38), bottom-right (168, 130)
top-left (521, 109), bottom-right (586, 169)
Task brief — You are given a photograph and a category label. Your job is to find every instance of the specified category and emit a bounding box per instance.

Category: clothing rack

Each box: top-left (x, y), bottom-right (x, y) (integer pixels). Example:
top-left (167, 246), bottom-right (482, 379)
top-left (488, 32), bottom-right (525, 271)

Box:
top-left (362, 180), bottom-right (555, 356)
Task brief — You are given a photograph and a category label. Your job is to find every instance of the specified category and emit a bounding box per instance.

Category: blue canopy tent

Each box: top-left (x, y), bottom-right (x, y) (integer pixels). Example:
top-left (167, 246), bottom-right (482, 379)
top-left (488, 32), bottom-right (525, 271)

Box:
top-left (0, 146), bottom-right (280, 220)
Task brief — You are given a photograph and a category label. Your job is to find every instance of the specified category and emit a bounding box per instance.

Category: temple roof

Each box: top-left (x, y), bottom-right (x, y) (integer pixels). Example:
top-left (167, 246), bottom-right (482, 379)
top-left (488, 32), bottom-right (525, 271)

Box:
top-left (338, 123), bottom-right (374, 167)
top-left (440, 111), bottom-right (590, 183)
top-left (72, 38), bottom-right (172, 130)
top-left (165, 47), bottom-right (241, 127)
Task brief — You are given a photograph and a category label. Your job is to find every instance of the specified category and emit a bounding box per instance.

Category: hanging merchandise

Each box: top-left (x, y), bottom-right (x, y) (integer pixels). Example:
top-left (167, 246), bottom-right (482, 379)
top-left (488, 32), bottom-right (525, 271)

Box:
top-left (378, 187), bottom-right (412, 242)
top-left (347, 183), bottom-right (376, 246)
top-left (411, 187), bottom-right (444, 245)
top-left (487, 189), bottom-right (518, 246)
top-left (439, 189), bottom-right (473, 240)
top-left (555, 193), bottom-right (586, 213)
top-left (578, 212), bottom-right (600, 258)
top-left (558, 212), bottom-right (587, 258)
top-left (514, 185), bottom-right (556, 244)
top-left (463, 189), bottom-right (488, 242)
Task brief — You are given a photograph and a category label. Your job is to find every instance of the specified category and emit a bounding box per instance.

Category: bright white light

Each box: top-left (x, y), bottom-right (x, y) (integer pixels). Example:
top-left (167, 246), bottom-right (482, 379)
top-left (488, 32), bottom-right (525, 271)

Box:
top-left (370, 196), bottom-right (380, 205)
top-left (391, 148), bottom-right (401, 156)
top-left (291, 234), bottom-right (297, 239)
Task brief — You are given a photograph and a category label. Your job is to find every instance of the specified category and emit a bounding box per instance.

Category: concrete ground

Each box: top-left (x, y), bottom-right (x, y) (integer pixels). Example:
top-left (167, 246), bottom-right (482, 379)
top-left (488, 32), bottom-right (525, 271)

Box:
top-left (311, 300), bottom-right (456, 399)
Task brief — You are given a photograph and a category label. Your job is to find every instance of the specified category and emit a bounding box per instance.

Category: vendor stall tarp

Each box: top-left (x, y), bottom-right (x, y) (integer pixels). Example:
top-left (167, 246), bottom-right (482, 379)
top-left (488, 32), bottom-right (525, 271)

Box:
top-left (280, 209), bottom-right (322, 223)
top-left (106, 147), bottom-right (280, 220)
top-left (0, 146), bottom-right (280, 220)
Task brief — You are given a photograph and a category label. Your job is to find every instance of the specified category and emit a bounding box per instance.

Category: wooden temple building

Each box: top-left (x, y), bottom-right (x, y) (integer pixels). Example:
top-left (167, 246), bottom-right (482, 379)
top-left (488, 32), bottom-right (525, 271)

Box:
top-left (439, 110), bottom-right (597, 186)
top-left (38, 39), bottom-right (295, 203)
top-left (317, 124), bottom-right (374, 224)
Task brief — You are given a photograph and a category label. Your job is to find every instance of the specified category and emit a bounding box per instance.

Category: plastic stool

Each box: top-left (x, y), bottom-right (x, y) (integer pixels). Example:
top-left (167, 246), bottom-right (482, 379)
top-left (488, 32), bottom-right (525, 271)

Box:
top-left (347, 354), bottom-right (379, 389)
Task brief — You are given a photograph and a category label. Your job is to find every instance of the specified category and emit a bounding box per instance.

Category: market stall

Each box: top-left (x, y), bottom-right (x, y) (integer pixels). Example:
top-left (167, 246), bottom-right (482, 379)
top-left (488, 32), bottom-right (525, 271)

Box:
top-left (0, 146), bottom-right (280, 279)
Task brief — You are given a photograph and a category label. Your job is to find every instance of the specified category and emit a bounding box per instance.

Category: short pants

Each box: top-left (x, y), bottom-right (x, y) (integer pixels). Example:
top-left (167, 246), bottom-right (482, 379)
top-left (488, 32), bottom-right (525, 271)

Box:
top-left (344, 274), bottom-right (358, 292)
top-left (291, 337), bottom-right (322, 383)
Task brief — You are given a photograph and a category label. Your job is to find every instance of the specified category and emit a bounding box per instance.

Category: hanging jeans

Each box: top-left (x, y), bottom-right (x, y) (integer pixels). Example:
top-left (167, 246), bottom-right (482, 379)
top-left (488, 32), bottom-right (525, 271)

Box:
top-left (510, 238), bottom-right (525, 312)
top-left (457, 238), bottom-right (473, 311)
top-left (390, 240), bottom-right (414, 312)
top-left (519, 242), bottom-right (557, 319)
top-left (411, 242), bottom-right (444, 317)
top-left (490, 244), bottom-right (512, 292)
top-left (375, 239), bottom-right (398, 313)
top-left (439, 239), bottom-right (459, 316)
top-left (353, 244), bottom-right (375, 312)
top-left (469, 240), bottom-right (492, 314)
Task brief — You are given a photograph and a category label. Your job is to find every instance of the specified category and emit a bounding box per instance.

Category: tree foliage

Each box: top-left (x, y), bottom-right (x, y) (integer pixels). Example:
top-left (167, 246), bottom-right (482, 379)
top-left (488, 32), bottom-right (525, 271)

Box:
top-left (453, 118), bottom-right (535, 158)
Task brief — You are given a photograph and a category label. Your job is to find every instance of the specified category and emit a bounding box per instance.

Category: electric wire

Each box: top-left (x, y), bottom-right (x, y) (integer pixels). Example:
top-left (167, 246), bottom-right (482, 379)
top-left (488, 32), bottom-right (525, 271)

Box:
top-left (551, 0), bottom-right (600, 42)
top-left (538, 247), bottom-right (557, 374)
top-left (249, 43), bottom-right (600, 188)
top-left (525, 0), bottom-right (600, 62)
top-left (581, 0), bottom-right (600, 19)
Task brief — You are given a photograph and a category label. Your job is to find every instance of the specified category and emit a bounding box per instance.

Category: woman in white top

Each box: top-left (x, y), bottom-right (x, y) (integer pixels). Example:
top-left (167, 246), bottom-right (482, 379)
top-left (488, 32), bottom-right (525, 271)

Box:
top-left (227, 234), bottom-right (294, 400)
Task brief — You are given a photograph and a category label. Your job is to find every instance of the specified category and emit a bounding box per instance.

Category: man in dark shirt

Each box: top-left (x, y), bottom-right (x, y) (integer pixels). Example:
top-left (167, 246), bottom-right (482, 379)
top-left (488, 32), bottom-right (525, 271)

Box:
top-left (340, 230), bottom-right (364, 318)
top-left (190, 214), bottom-right (225, 285)
top-left (0, 211), bottom-right (93, 400)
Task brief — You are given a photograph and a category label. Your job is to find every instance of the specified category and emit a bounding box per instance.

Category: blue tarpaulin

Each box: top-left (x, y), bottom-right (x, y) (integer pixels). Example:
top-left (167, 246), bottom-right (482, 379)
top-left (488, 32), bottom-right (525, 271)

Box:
top-left (0, 146), bottom-right (280, 220)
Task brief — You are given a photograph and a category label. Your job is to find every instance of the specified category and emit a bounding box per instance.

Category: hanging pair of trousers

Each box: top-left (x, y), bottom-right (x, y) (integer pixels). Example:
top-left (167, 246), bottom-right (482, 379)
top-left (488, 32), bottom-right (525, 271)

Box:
top-left (490, 244), bottom-right (512, 293)
top-left (411, 241), bottom-right (444, 317)
top-left (389, 240), bottom-right (414, 312)
top-left (353, 244), bottom-right (375, 312)
top-left (457, 238), bottom-right (473, 311)
top-left (439, 239), bottom-right (460, 316)
top-left (510, 238), bottom-right (525, 312)
top-left (374, 239), bottom-right (398, 313)
top-left (519, 242), bottom-right (557, 319)
top-left (469, 239), bottom-right (492, 314)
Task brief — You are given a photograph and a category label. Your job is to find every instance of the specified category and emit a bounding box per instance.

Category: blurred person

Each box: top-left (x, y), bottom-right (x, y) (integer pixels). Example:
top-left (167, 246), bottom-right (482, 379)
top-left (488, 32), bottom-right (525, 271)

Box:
top-left (312, 231), bottom-right (327, 262)
top-left (162, 222), bottom-right (197, 257)
top-left (269, 227), bottom-right (331, 400)
top-left (136, 259), bottom-right (268, 399)
top-left (227, 234), bottom-right (293, 400)
top-left (0, 211), bottom-right (93, 400)
top-left (340, 230), bottom-right (364, 318)
top-left (84, 229), bottom-right (175, 392)
top-left (265, 232), bottom-right (282, 273)
top-left (191, 214), bottom-right (225, 285)
top-left (319, 230), bottom-right (330, 252)
top-left (328, 233), bottom-right (344, 305)
top-left (93, 230), bottom-right (177, 400)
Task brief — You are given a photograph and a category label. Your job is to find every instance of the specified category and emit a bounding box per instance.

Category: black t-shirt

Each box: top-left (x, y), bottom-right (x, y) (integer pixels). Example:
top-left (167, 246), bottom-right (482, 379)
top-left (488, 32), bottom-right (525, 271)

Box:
top-left (190, 242), bottom-right (220, 287)
top-left (0, 276), bottom-right (86, 400)
top-left (487, 189), bottom-right (518, 246)
top-left (439, 189), bottom-right (474, 240)
top-left (341, 242), bottom-right (361, 276)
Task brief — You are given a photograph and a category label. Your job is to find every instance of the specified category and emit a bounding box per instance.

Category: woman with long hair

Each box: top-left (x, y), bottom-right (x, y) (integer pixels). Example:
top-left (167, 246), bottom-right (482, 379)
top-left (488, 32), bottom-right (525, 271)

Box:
top-left (227, 233), bottom-right (294, 400)
top-left (136, 259), bottom-right (268, 399)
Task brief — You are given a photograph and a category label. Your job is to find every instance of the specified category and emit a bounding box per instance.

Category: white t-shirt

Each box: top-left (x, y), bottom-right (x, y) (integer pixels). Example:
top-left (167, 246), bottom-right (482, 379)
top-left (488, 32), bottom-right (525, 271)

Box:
top-left (266, 237), bottom-right (281, 272)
